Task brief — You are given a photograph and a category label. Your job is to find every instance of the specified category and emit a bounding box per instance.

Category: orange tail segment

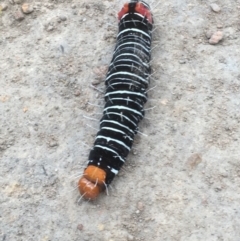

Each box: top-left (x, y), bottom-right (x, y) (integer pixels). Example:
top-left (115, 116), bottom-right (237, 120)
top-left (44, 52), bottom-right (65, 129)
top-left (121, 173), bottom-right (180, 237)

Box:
top-left (78, 166), bottom-right (107, 200)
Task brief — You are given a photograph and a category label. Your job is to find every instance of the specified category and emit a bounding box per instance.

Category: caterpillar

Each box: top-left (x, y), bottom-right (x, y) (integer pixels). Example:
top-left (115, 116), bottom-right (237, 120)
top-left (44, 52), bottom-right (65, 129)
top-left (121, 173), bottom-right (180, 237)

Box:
top-left (78, 0), bottom-right (153, 200)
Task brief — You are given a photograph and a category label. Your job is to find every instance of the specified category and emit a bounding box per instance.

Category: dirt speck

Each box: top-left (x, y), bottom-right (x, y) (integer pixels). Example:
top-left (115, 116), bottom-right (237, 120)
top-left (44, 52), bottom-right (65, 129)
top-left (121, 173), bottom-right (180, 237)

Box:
top-left (186, 153), bottom-right (202, 169)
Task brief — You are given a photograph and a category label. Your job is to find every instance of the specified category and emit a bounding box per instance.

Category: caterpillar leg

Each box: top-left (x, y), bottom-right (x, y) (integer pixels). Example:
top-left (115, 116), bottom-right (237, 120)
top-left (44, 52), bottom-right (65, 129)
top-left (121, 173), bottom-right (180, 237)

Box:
top-left (78, 165), bottom-right (106, 200)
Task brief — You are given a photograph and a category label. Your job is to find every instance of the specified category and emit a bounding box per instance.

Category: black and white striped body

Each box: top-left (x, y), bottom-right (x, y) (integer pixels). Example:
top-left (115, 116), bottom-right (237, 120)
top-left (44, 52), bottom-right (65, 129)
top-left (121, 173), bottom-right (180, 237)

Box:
top-left (87, 0), bottom-right (153, 185)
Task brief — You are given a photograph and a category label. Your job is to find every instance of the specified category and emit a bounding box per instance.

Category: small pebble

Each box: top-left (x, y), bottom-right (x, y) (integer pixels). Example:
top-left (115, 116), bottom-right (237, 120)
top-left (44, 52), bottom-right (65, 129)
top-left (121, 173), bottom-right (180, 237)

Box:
top-left (91, 79), bottom-right (102, 85)
top-left (127, 234), bottom-right (134, 241)
top-left (74, 90), bottom-right (81, 96)
top-left (60, 16), bottom-right (67, 21)
top-left (93, 66), bottom-right (108, 80)
top-left (210, 3), bottom-right (221, 13)
top-left (209, 31), bottom-right (223, 44)
top-left (192, 33), bottom-right (197, 38)
top-left (14, 0), bottom-right (22, 3)
top-left (98, 224), bottom-right (105, 231)
top-left (186, 153), bottom-right (202, 169)
top-left (21, 3), bottom-right (34, 14)
top-left (77, 224), bottom-right (83, 231)
top-left (179, 59), bottom-right (186, 64)
top-left (137, 201), bottom-right (144, 211)
top-left (49, 141), bottom-right (58, 147)
top-left (205, 30), bottom-right (213, 39)
top-left (1, 3), bottom-right (8, 11)
top-left (214, 186), bottom-right (222, 192)
top-left (60, 45), bottom-right (64, 53)
top-left (160, 99), bottom-right (168, 106)
top-left (47, 25), bottom-right (54, 32)
top-left (172, 123), bottom-right (177, 131)
top-left (14, 10), bottom-right (25, 21)
top-left (219, 57), bottom-right (226, 64)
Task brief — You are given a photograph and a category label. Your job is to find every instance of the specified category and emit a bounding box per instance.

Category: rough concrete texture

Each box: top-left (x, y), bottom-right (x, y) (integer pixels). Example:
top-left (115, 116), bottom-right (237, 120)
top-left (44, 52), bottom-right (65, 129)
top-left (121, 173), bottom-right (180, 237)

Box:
top-left (1, 0), bottom-right (240, 240)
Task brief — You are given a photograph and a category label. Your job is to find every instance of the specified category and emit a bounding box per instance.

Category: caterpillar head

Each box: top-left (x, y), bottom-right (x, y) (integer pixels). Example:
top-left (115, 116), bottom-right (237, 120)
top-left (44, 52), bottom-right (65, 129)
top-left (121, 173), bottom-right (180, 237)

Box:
top-left (118, 0), bottom-right (153, 24)
top-left (78, 165), bottom-right (107, 200)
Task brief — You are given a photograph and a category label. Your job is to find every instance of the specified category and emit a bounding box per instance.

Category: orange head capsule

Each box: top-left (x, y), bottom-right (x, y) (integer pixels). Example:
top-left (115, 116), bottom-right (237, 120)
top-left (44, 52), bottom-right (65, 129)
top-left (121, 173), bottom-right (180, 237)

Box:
top-left (78, 165), bottom-right (107, 200)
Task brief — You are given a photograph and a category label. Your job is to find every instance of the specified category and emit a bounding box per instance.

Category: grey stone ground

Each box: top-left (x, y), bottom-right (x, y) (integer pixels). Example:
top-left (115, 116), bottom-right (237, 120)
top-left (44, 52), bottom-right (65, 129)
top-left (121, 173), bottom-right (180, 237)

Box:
top-left (1, 0), bottom-right (240, 240)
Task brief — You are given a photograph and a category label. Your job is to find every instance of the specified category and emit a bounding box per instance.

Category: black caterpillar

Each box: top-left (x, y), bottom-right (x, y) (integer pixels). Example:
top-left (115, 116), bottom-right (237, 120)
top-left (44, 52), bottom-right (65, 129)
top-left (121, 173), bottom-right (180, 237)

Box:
top-left (78, 0), bottom-right (153, 200)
